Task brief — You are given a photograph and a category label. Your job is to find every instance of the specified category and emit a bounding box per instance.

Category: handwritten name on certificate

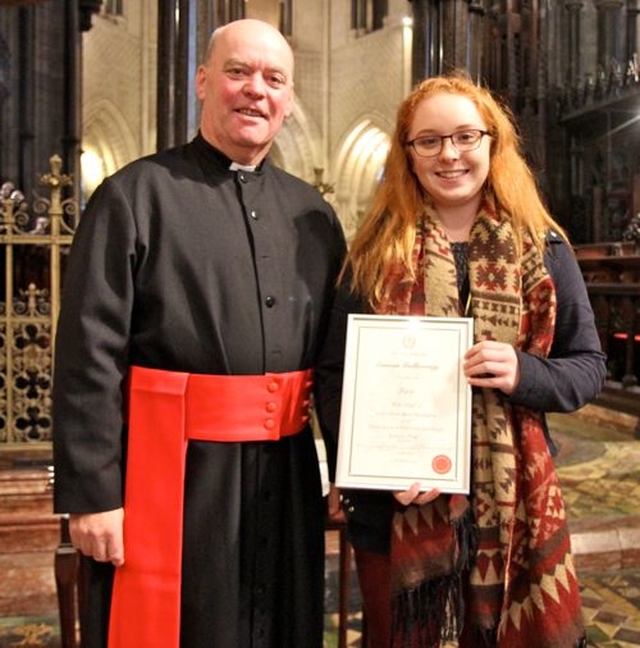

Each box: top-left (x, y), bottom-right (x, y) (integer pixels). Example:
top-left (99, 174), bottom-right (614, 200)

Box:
top-left (335, 314), bottom-right (473, 494)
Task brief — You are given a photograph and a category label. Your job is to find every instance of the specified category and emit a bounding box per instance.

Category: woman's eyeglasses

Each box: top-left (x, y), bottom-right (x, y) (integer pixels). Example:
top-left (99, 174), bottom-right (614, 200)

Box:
top-left (407, 129), bottom-right (491, 157)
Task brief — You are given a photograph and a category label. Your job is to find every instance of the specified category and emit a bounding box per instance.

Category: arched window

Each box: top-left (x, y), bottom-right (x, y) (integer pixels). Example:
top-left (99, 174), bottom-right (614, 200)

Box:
top-left (102, 0), bottom-right (124, 17)
top-left (351, 0), bottom-right (388, 33)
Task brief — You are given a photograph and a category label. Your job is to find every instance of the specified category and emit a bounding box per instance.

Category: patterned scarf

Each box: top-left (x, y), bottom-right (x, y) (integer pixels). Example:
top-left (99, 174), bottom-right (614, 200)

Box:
top-left (380, 196), bottom-right (586, 648)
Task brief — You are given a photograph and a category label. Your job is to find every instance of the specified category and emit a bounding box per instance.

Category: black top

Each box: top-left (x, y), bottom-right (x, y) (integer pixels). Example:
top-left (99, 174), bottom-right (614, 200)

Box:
top-left (52, 133), bottom-right (347, 647)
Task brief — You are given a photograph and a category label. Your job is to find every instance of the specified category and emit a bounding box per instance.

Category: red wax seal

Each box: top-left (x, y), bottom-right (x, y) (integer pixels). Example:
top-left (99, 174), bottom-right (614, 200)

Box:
top-left (432, 454), bottom-right (452, 474)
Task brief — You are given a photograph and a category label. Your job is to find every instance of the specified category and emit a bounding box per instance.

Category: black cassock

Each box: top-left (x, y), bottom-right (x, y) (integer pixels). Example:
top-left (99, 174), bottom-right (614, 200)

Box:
top-left (52, 133), bottom-right (346, 648)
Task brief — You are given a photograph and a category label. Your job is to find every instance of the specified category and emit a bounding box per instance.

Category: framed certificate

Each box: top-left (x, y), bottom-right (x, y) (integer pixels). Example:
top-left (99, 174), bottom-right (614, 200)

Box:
top-left (335, 314), bottom-right (473, 494)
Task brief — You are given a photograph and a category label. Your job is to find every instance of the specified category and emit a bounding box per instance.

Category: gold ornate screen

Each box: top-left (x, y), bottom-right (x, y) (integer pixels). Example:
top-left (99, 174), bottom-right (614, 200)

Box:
top-left (0, 156), bottom-right (78, 445)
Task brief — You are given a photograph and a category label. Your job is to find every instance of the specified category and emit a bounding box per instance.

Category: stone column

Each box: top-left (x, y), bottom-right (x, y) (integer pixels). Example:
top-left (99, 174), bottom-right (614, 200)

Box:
top-left (439, 0), bottom-right (471, 74)
top-left (410, 0), bottom-right (436, 85)
top-left (63, 0), bottom-right (82, 202)
top-left (17, 9), bottom-right (36, 196)
top-left (410, 0), bottom-right (487, 84)
top-left (0, 35), bottom-right (8, 186)
top-left (627, 0), bottom-right (640, 60)
top-left (468, 1), bottom-right (487, 83)
top-left (594, 0), bottom-right (625, 69)
top-left (564, 1), bottom-right (584, 86)
top-left (157, 0), bottom-right (191, 151)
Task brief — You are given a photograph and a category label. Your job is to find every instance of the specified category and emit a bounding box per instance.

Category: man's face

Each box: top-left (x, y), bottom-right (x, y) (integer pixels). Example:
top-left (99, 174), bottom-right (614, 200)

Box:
top-left (196, 21), bottom-right (294, 166)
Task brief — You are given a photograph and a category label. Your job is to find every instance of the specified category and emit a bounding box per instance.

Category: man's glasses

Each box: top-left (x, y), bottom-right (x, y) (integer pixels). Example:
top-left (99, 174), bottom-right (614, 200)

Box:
top-left (406, 129), bottom-right (491, 158)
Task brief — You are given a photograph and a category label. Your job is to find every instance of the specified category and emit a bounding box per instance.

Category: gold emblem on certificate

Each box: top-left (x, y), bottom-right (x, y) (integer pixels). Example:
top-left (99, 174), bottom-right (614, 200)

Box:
top-left (335, 314), bottom-right (473, 494)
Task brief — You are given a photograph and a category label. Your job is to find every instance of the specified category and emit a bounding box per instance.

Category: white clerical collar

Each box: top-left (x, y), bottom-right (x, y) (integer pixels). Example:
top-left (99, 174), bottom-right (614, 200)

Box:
top-left (229, 162), bottom-right (257, 172)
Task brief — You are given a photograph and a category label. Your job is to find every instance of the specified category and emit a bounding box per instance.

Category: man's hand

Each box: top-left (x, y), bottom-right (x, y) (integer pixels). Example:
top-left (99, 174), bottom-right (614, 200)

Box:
top-left (69, 508), bottom-right (125, 567)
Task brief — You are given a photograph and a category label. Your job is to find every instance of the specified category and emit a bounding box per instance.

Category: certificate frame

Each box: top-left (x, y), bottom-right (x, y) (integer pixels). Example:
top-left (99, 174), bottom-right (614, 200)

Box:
top-left (335, 314), bottom-right (473, 494)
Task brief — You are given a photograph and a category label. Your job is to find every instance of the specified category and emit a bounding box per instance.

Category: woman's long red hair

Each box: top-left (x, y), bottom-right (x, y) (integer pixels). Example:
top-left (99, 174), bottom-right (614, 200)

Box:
top-left (345, 73), bottom-right (566, 309)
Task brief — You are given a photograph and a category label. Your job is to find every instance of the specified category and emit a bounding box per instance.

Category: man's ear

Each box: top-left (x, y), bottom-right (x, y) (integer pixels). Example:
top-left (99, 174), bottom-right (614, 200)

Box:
top-left (195, 65), bottom-right (207, 101)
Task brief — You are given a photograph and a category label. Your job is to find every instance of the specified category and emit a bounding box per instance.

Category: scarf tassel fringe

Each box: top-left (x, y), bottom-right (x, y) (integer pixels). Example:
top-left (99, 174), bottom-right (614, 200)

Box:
top-left (391, 573), bottom-right (464, 648)
top-left (390, 508), bottom-right (477, 648)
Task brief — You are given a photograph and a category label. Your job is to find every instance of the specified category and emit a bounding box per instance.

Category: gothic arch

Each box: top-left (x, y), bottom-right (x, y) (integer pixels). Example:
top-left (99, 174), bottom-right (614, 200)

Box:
top-left (333, 116), bottom-right (392, 239)
top-left (271, 97), bottom-right (323, 183)
top-left (82, 98), bottom-right (139, 195)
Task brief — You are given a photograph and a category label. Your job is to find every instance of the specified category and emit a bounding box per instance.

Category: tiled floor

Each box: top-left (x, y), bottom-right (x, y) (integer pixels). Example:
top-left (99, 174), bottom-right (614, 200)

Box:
top-left (1, 405), bottom-right (639, 648)
top-left (581, 569), bottom-right (640, 647)
top-left (324, 404), bottom-right (640, 647)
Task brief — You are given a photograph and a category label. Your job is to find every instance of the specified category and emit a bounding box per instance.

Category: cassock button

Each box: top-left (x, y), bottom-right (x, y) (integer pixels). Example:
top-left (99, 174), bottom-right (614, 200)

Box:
top-left (266, 401), bottom-right (277, 413)
top-left (267, 381), bottom-right (279, 393)
top-left (264, 418), bottom-right (276, 430)
top-left (250, 209), bottom-right (258, 220)
top-left (239, 173), bottom-right (247, 183)
top-left (265, 295), bottom-right (276, 307)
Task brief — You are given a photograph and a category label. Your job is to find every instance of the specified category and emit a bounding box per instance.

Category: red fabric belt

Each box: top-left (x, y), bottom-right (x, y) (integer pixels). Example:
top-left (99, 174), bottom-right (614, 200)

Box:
top-left (107, 365), bottom-right (313, 648)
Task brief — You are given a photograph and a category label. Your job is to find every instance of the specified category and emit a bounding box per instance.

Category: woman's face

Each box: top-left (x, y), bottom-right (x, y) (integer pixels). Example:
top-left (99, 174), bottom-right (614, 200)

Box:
top-left (407, 93), bottom-right (491, 211)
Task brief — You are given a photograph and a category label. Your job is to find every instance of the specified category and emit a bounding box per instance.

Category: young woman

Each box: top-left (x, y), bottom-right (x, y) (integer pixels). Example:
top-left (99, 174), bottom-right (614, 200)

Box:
top-left (316, 74), bottom-right (606, 648)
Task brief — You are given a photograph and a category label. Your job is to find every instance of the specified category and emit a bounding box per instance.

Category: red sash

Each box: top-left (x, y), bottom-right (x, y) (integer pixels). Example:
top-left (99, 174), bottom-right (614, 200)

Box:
top-left (107, 366), bottom-right (313, 648)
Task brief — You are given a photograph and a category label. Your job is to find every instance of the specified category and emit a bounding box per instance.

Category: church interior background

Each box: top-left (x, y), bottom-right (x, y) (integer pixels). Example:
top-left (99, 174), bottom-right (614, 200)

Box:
top-left (2, 1), bottom-right (640, 646)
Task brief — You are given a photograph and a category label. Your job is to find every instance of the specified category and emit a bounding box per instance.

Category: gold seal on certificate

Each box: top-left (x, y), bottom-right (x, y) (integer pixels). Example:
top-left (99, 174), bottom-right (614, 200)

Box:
top-left (335, 314), bottom-right (473, 494)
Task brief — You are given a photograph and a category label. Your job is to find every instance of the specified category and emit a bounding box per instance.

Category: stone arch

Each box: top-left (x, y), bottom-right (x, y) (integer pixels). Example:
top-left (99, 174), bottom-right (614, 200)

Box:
top-left (332, 115), bottom-right (392, 240)
top-left (82, 99), bottom-right (139, 199)
top-left (271, 97), bottom-right (323, 184)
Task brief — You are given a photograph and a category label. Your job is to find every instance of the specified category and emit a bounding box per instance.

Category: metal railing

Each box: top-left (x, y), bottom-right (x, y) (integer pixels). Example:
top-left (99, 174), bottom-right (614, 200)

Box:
top-left (0, 156), bottom-right (78, 446)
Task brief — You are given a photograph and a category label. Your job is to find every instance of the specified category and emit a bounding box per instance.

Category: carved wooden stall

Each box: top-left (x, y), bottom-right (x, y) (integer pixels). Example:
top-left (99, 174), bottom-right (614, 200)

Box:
top-left (575, 240), bottom-right (640, 437)
top-left (558, 1), bottom-right (640, 437)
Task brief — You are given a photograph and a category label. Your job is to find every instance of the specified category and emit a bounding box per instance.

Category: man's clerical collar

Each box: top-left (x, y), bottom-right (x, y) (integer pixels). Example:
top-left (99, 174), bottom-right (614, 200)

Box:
top-left (229, 161), bottom-right (257, 172)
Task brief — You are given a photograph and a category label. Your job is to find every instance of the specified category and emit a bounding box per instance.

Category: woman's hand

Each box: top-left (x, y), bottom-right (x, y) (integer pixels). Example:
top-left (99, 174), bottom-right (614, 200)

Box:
top-left (327, 483), bottom-right (346, 522)
top-left (393, 482), bottom-right (441, 506)
top-left (464, 340), bottom-right (521, 395)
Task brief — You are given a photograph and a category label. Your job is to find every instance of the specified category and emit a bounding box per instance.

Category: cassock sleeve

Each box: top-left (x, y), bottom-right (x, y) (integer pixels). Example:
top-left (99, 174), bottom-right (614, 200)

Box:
top-left (52, 177), bottom-right (137, 514)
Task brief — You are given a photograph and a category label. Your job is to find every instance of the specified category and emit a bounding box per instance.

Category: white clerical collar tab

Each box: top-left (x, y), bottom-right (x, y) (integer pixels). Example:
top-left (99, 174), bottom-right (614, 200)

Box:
top-left (229, 162), bottom-right (257, 172)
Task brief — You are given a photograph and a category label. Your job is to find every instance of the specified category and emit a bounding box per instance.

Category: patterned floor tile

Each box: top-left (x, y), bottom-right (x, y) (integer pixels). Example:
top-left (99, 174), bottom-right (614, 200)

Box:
top-left (324, 407), bottom-right (640, 647)
top-left (1, 407), bottom-right (640, 647)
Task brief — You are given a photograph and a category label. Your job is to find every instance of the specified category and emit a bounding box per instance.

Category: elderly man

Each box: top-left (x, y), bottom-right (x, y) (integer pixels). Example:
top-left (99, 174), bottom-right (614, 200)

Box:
top-left (53, 18), bottom-right (346, 648)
